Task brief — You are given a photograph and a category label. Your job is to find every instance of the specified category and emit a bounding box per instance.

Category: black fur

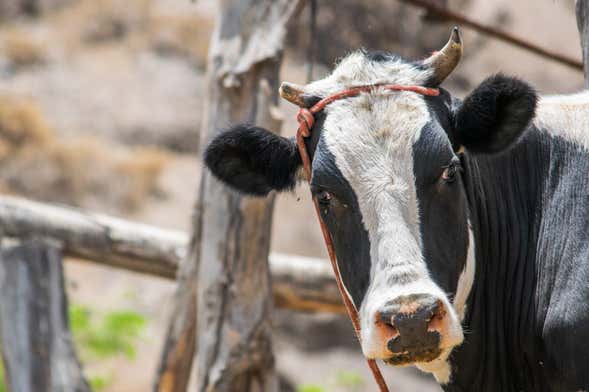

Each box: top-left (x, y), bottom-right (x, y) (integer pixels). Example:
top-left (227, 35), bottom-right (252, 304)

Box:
top-left (311, 135), bottom-right (372, 308)
top-left (203, 124), bottom-right (301, 196)
top-left (447, 129), bottom-right (589, 392)
top-left (454, 74), bottom-right (537, 154)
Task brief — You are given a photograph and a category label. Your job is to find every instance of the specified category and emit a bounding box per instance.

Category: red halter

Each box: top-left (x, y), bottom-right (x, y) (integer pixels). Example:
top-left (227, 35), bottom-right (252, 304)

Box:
top-left (295, 83), bottom-right (440, 392)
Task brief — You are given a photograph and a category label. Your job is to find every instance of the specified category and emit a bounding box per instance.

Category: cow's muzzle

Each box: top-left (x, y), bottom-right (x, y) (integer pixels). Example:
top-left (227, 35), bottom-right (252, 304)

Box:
top-left (375, 293), bottom-right (446, 365)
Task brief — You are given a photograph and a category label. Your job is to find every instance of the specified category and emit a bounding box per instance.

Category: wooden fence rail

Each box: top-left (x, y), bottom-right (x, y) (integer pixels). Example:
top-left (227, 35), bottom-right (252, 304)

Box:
top-left (0, 195), bottom-right (344, 314)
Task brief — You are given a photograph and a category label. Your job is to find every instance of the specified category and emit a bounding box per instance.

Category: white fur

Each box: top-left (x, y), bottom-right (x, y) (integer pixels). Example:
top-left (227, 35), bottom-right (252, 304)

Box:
top-left (416, 349), bottom-right (452, 384)
top-left (453, 221), bottom-right (476, 322)
top-left (305, 52), bottom-right (433, 98)
top-left (534, 91), bottom-right (589, 150)
top-left (306, 52), bottom-right (464, 373)
top-left (417, 221), bottom-right (477, 385)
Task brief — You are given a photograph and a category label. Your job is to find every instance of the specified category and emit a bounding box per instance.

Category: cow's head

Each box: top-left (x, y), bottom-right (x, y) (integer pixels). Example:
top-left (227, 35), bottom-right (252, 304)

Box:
top-left (204, 28), bottom-right (536, 382)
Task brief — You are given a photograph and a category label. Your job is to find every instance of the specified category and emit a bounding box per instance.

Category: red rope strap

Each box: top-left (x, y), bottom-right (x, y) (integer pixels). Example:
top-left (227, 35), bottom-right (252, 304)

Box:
top-left (295, 83), bottom-right (439, 392)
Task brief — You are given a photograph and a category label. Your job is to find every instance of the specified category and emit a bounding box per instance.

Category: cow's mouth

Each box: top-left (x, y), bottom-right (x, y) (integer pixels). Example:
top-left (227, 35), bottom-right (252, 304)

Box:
top-left (383, 347), bottom-right (443, 366)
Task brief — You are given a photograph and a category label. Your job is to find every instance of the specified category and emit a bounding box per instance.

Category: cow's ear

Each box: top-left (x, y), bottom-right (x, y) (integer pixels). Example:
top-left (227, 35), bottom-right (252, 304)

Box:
top-left (204, 124), bottom-right (302, 196)
top-left (454, 74), bottom-right (537, 154)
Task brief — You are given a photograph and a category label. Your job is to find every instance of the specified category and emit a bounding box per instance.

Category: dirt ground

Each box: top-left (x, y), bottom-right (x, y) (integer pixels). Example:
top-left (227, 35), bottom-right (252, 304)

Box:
top-left (0, 0), bottom-right (585, 391)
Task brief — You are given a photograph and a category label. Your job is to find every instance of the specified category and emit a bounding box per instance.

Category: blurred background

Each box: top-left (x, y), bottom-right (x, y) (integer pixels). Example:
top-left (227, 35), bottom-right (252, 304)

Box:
top-left (0, 0), bottom-right (583, 391)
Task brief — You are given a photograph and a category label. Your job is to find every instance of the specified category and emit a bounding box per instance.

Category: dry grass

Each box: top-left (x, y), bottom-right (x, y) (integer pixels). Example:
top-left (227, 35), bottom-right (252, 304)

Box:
top-left (0, 96), bottom-right (52, 159)
top-left (113, 147), bottom-right (170, 209)
top-left (80, 0), bottom-right (151, 44)
top-left (5, 0), bottom-right (213, 69)
top-left (0, 96), bottom-right (170, 211)
top-left (49, 0), bottom-right (152, 49)
top-left (2, 31), bottom-right (46, 70)
top-left (148, 13), bottom-right (213, 68)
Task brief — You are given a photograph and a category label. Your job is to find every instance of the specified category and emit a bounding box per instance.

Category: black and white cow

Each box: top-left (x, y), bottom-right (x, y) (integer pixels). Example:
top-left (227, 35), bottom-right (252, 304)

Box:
top-left (203, 28), bottom-right (589, 391)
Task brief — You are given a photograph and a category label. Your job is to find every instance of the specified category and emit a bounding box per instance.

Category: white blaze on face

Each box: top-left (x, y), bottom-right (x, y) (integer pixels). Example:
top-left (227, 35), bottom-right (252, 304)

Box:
top-left (453, 221), bottom-right (476, 322)
top-left (305, 52), bottom-right (465, 377)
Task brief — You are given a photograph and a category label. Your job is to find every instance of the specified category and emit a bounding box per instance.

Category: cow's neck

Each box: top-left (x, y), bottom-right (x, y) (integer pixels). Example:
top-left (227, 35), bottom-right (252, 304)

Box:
top-left (449, 127), bottom-right (560, 391)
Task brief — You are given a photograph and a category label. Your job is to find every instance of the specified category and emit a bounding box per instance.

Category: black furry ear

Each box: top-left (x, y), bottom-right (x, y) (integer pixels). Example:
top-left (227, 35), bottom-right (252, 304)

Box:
top-left (454, 74), bottom-right (537, 154)
top-left (204, 124), bottom-right (302, 196)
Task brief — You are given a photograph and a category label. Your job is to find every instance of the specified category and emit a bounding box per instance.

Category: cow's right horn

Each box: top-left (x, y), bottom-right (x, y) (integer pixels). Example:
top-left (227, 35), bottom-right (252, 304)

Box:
top-left (423, 26), bottom-right (463, 85)
top-left (279, 82), bottom-right (306, 107)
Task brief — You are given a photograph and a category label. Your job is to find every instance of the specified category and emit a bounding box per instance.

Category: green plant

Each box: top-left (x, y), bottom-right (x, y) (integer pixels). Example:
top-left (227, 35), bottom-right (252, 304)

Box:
top-left (69, 305), bottom-right (147, 390)
top-left (335, 371), bottom-right (365, 389)
top-left (89, 375), bottom-right (110, 392)
top-left (0, 360), bottom-right (6, 392)
top-left (70, 305), bottom-right (146, 360)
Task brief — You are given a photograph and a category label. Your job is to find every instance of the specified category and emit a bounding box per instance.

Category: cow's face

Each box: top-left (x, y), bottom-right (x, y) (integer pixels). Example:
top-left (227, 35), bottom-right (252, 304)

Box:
top-left (204, 29), bottom-right (536, 383)
top-left (300, 51), bottom-right (469, 378)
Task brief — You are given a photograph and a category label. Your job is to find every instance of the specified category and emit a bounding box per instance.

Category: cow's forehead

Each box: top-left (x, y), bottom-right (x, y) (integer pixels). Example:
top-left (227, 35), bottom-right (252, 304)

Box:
top-left (307, 51), bottom-right (436, 181)
top-left (321, 89), bottom-right (430, 227)
top-left (305, 51), bottom-right (432, 98)
top-left (318, 85), bottom-right (432, 183)
top-left (315, 61), bottom-right (431, 185)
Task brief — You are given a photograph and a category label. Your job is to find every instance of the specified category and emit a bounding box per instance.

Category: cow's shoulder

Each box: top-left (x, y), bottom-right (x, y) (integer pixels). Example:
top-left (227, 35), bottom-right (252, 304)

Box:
top-left (534, 91), bottom-right (589, 151)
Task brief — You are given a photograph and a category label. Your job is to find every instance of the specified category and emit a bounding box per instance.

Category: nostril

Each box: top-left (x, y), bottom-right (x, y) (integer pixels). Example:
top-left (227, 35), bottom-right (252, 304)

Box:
top-left (422, 299), bottom-right (442, 322)
top-left (374, 311), bottom-right (399, 345)
top-left (413, 297), bottom-right (444, 324)
top-left (427, 300), bottom-right (447, 332)
top-left (376, 295), bottom-right (447, 358)
top-left (386, 297), bottom-right (446, 332)
top-left (376, 295), bottom-right (447, 333)
top-left (432, 300), bottom-right (446, 318)
top-left (376, 311), bottom-right (398, 334)
top-left (378, 310), bottom-right (394, 326)
top-left (430, 299), bottom-right (441, 316)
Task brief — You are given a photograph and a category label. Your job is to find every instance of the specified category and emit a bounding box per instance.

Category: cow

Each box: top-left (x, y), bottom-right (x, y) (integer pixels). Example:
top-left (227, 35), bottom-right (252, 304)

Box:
top-left (203, 27), bottom-right (589, 391)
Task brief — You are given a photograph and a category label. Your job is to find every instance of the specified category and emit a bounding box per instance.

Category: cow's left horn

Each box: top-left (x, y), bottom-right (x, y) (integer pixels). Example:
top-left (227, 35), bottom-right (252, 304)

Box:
top-left (279, 82), bottom-right (306, 107)
top-left (424, 26), bottom-right (463, 85)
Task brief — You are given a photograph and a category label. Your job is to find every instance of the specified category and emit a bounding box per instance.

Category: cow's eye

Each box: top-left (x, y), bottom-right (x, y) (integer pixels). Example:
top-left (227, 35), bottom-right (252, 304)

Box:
top-left (442, 157), bottom-right (462, 183)
top-left (316, 190), bottom-right (332, 205)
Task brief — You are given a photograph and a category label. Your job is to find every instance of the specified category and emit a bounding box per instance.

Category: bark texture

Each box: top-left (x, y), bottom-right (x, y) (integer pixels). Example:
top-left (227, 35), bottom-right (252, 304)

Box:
top-left (195, 2), bottom-right (301, 390)
top-left (155, 2), bottom-right (302, 391)
top-left (154, 188), bottom-right (202, 392)
top-left (0, 240), bottom-right (90, 392)
top-left (577, 0), bottom-right (589, 86)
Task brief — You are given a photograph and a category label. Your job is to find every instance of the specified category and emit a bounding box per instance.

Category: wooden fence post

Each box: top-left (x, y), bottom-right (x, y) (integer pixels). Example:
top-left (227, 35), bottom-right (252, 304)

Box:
top-left (153, 204), bottom-right (200, 392)
top-left (192, 1), bottom-right (303, 390)
top-left (577, 0), bottom-right (589, 86)
top-left (0, 240), bottom-right (90, 392)
top-left (154, 1), bottom-right (303, 391)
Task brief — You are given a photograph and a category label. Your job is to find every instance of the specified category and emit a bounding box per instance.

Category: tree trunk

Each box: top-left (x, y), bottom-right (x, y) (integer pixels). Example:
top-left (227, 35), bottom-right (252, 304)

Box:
top-left (154, 1), bottom-right (302, 391)
top-left (153, 190), bottom-right (202, 392)
top-left (191, 1), bottom-right (302, 390)
top-left (0, 240), bottom-right (90, 392)
top-left (577, 0), bottom-right (589, 86)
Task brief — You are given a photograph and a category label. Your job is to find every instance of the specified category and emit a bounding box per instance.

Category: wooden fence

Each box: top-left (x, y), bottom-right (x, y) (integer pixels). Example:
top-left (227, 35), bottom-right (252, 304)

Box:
top-left (0, 194), bottom-right (342, 391)
top-left (0, 196), bottom-right (344, 314)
